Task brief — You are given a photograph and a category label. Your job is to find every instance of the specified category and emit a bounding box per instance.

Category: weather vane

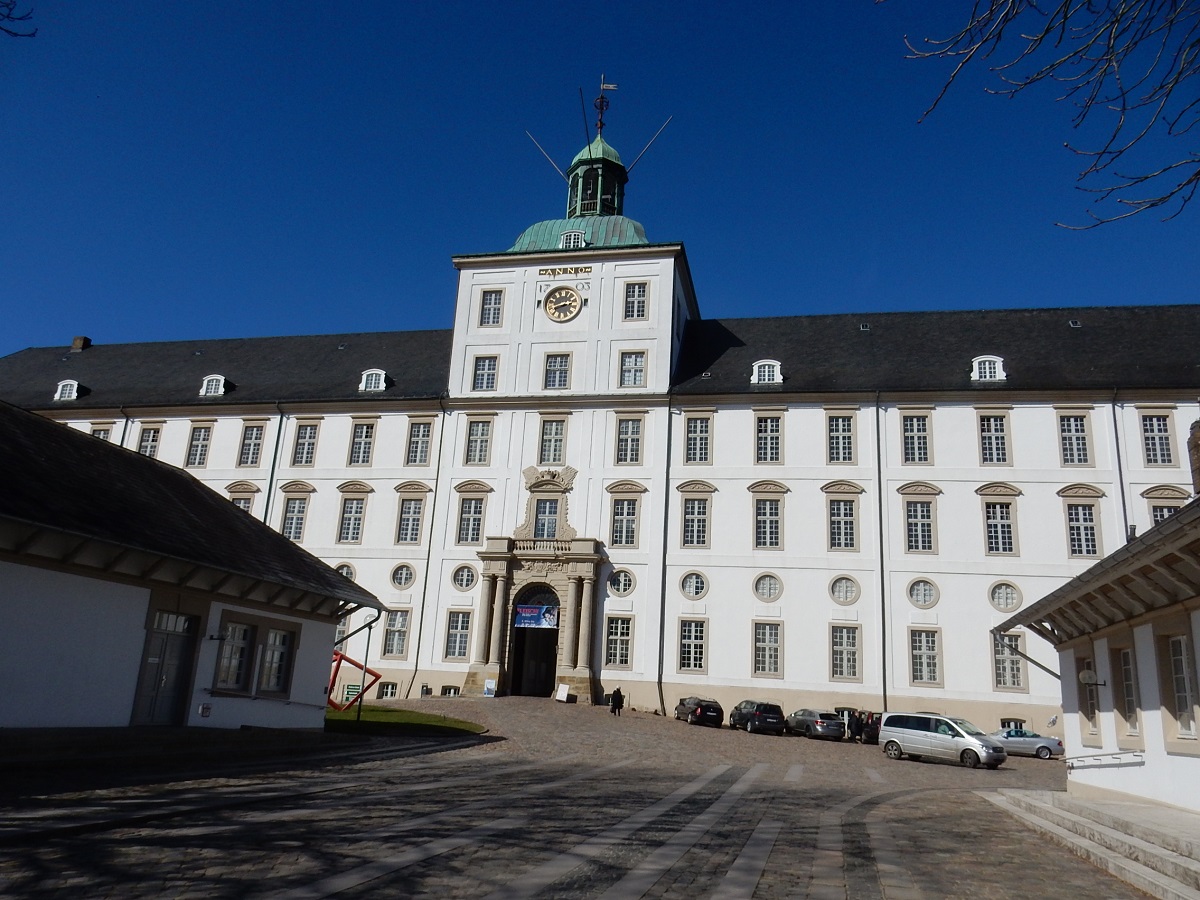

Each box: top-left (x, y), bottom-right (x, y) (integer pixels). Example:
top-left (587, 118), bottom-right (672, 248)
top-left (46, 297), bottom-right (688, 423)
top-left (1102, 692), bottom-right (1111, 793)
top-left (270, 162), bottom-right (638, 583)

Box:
top-left (595, 75), bottom-right (618, 137)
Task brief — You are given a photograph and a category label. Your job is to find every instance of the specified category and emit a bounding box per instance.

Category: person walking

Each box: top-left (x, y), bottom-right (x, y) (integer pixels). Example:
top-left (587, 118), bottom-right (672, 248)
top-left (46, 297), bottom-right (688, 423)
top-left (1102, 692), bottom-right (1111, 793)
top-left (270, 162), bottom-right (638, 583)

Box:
top-left (850, 711), bottom-right (864, 743)
top-left (610, 686), bottom-right (624, 717)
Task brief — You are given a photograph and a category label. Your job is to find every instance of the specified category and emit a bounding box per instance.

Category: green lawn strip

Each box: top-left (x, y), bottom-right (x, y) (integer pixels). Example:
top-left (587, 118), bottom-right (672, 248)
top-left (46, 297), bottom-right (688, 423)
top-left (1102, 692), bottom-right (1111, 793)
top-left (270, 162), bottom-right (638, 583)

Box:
top-left (324, 705), bottom-right (486, 737)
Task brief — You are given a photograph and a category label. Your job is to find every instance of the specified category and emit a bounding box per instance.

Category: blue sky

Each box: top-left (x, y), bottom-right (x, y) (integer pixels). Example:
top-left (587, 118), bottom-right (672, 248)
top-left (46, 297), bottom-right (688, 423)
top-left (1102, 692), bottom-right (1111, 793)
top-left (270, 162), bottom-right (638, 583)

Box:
top-left (2, 2), bottom-right (1195, 359)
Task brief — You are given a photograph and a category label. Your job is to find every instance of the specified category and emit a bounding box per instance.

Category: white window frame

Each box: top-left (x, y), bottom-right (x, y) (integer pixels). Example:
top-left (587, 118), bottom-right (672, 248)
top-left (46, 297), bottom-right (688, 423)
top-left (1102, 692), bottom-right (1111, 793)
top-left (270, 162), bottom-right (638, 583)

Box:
top-left (186, 423), bottom-right (212, 468)
top-left (464, 419), bottom-right (492, 466)
top-left (479, 289), bottom-right (503, 327)
top-left (615, 416), bottom-right (643, 465)
top-left (970, 355), bottom-right (1006, 382)
top-left (755, 413), bottom-right (782, 464)
top-left (681, 495), bottom-right (710, 549)
top-left (903, 496), bottom-right (936, 553)
top-left (826, 412), bottom-right (855, 464)
top-left (619, 350), bottom-right (646, 388)
top-left (830, 624), bottom-right (861, 682)
top-left (909, 627), bottom-right (943, 687)
top-left (444, 611), bottom-right (471, 660)
top-left (560, 230), bottom-right (584, 250)
top-left (901, 412), bottom-right (931, 465)
top-left (358, 369), bottom-right (386, 392)
top-left (54, 380), bottom-right (78, 401)
top-left (539, 418), bottom-right (566, 465)
top-left (684, 413), bottom-right (712, 465)
top-left (382, 610), bottom-right (411, 659)
top-left (1065, 501), bottom-right (1101, 558)
top-left (238, 422), bottom-right (265, 467)
top-left (978, 412), bottom-right (1010, 465)
top-left (200, 374), bottom-right (226, 397)
top-left (983, 499), bottom-right (1018, 555)
top-left (1115, 645), bottom-right (1140, 737)
top-left (605, 616), bottom-right (633, 669)
top-left (678, 619), bottom-right (708, 673)
top-left (750, 359), bottom-right (782, 384)
top-left (610, 496), bottom-right (639, 547)
top-left (752, 621), bottom-right (783, 678)
top-left (337, 494), bottom-right (367, 544)
top-left (137, 425), bottom-right (161, 458)
top-left (755, 497), bottom-right (782, 549)
top-left (456, 495), bottom-right (486, 545)
top-left (348, 421), bottom-right (376, 466)
top-left (543, 353), bottom-right (571, 390)
top-left (1141, 411), bottom-right (1176, 466)
top-left (292, 421), bottom-right (320, 467)
top-left (623, 281), bottom-right (648, 321)
top-left (472, 356), bottom-right (498, 391)
top-left (828, 497), bottom-right (857, 551)
top-left (992, 632), bottom-right (1026, 692)
top-left (1058, 411), bottom-right (1092, 467)
top-left (406, 419), bottom-right (433, 466)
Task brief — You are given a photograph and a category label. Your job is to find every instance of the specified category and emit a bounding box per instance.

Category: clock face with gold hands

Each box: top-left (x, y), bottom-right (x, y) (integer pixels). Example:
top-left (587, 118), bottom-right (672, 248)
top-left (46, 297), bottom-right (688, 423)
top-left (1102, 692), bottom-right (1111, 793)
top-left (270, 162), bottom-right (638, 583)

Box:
top-left (544, 286), bottom-right (582, 322)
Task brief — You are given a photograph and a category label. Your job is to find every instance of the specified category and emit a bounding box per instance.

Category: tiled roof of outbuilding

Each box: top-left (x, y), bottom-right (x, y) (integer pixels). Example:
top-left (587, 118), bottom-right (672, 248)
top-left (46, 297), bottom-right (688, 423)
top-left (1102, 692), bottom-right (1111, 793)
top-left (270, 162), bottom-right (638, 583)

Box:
top-left (673, 305), bottom-right (1200, 394)
top-left (0, 329), bottom-right (452, 410)
top-left (0, 400), bottom-right (381, 614)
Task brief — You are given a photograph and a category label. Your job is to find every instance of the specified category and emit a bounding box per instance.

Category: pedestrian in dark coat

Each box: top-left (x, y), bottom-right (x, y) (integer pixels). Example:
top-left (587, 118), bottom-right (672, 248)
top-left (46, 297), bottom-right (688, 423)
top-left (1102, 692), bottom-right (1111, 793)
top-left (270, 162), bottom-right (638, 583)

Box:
top-left (850, 711), bottom-right (864, 743)
top-left (610, 687), bottom-right (624, 716)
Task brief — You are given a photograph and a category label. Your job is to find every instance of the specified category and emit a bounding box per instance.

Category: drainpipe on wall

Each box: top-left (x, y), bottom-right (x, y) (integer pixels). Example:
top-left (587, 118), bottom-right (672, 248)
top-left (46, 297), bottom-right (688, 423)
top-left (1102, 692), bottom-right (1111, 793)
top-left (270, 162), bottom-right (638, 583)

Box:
top-left (874, 393), bottom-right (889, 712)
top-left (655, 395), bottom-right (676, 717)
top-left (262, 401), bottom-right (286, 524)
top-left (404, 391), bottom-right (450, 699)
top-left (118, 406), bottom-right (132, 449)
top-left (1109, 388), bottom-right (1131, 542)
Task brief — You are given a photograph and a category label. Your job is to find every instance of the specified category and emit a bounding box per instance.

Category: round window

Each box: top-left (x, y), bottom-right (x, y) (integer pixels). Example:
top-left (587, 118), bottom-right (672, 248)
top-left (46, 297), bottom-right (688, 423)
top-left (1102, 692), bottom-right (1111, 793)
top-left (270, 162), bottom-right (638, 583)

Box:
top-left (990, 582), bottom-right (1021, 612)
top-left (680, 572), bottom-right (707, 599)
top-left (830, 576), bottom-right (860, 606)
top-left (754, 573), bottom-right (781, 601)
top-left (907, 579), bottom-right (939, 609)
top-left (391, 564), bottom-right (414, 589)
top-left (609, 570), bottom-right (635, 596)
top-left (452, 565), bottom-right (477, 591)
top-left (336, 564), bottom-right (355, 581)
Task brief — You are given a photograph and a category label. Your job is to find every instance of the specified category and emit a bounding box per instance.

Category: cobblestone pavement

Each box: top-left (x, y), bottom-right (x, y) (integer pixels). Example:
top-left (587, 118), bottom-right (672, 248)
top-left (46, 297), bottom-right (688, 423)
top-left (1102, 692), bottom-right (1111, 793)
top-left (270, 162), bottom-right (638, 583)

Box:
top-left (0, 697), bottom-right (1150, 898)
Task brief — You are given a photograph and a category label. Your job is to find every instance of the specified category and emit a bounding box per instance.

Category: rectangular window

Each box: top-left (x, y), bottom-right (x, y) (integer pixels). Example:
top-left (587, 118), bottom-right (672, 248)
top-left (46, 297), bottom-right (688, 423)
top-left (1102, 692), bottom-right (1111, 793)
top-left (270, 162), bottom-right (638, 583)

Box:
top-left (754, 622), bottom-right (782, 676)
top-left (619, 351), bottom-right (646, 387)
top-left (396, 498), bottom-right (424, 543)
top-left (216, 623), bottom-right (253, 690)
top-left (138, 427), bottom-right (160, 458)
top-left (605, 616), bottom-right (632, 668)
top-left (985, 502), bottom-right (1015, 554)
top-left (186, 425), bottom-right (211, 467)
top-left (444, 611), bottom-right (471, 659)
top-left (755, 498), bottom-right (781, 548)
top-left (539, 419), bottom-right (565, 465)
top-left (905, 500), bottom-right (933, 552)
top-left (829, 498), bottom-right (856, 550)
top-left (1169, 635), bottom-right (1196, 737)
top-left (910, 629), bottom-right (941, 684)
top-left (479, 289), bottom-right (503, 327)
top-left (338, 497), bottom-right (365, 543)
top-left (1080, 657), bottom-right (1100, 734)
top-left (91, 427), bottom-right (112, 441)
top-left (465, 420), bottom-right (491, 465)
top-left (623, 282), bottom-right (647, 320)
top-left (1153, 504), bottom-right (1182, 524)
top-left (683, 498), bottom-right (709, 547)
top-left (349, 423), bottom-right (375, 466)
top-left (232, 496), bottom-right (252, 513)
top-left (258, 629), bottom-right (293, 692)
top-left (685, 416), bottom-right (710, 464)
top-left (616, 418), bottom-right (642, 464)
top-left (831, 625), bottom-right (860, 680)
top-left (238, 424), bottom-right (264, 467)
top-left (679, 620), bottom-right (706, 671)
top-left (1142, 413), bottom-right (1174, 465)
top-left (1067, 503), bottom-right (1099, 557)
top-left (282, 497), bottom-right (307, 541)
top-left (1117, 647), bottom-right (1139, 735)
top-left (473, 356), bottom-right (498, 391)
top-left (292, 423), bottom-right (318, 466)
top-left (979, 414), bottom-right (1008, 464)
top-left (406, 421), bottom-right (432, 465)
top-left (378, 682), bottom-right (398, 699)
top-left (544, 354), bottom-right (570, 390)
top-left (611, 498), bottom-right (638, 546)
top-left (457, 497), bottom-right (483, 544)
top-left (1059, 414), bottom-right (1090, 465)
top-left (756, 415), bottom-right (781, 463)
top-left (827, 414), bottom-right (854, 463)
top-left (534, 498), bottom-right (559, 539)
top-left (383, 610), bottom-right (410, 657)
top-left (993, 633), bottom-right (1024, 689)
top-left (902, 414), bottom-right (929, 464)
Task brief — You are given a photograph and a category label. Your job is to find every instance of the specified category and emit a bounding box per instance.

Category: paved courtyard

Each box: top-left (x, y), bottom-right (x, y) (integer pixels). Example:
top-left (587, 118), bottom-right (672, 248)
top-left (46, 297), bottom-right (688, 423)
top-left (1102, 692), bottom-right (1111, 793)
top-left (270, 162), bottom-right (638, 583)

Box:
top-left (0, 697), bottom-right (1149, 898)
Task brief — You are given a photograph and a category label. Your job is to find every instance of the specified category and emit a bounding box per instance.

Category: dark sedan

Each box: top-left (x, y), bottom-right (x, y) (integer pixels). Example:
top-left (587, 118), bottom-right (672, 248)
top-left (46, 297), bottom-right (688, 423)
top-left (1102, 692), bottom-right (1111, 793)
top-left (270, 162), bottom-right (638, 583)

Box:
top-left (786, 709), bottom-right (847, 740)
top-left (673, 697), bottom-right (724, 727)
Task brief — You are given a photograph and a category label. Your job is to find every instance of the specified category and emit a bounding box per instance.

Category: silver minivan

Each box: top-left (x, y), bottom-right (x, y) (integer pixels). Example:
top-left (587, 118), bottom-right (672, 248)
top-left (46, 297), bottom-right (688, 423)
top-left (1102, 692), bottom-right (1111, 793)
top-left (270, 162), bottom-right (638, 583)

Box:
top-left (878, 712), bottom-right (1007, 769)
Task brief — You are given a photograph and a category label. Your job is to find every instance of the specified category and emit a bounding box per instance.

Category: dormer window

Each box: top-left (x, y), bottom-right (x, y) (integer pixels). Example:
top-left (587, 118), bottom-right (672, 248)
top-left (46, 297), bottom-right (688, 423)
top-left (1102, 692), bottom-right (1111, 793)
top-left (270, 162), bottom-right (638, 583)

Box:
top-left (200, 375), bottom-right (226, 396)
top-left (359, 369), bottom-right (386, 392)
top-left (53, 380), bottom-right (78, 401)
top-left (970, 356), bottom-right (1006, 382)
top-left (750, 360), bottom-right (782, 384)
top-left (560, 231), bottom-right (584, 250)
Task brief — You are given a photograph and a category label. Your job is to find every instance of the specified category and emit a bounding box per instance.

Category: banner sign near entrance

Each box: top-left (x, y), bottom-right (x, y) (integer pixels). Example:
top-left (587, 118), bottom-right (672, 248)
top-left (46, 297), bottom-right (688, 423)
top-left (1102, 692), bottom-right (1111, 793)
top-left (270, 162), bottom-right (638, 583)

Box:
top-left (514, 605), bottom-right (559, 629)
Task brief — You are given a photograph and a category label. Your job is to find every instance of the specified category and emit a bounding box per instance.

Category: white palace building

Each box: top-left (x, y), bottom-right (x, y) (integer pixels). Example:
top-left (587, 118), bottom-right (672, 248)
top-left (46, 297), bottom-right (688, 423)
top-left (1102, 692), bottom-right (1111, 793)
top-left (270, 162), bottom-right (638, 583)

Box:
top-left (2, 118), bottom-right (1198, 730)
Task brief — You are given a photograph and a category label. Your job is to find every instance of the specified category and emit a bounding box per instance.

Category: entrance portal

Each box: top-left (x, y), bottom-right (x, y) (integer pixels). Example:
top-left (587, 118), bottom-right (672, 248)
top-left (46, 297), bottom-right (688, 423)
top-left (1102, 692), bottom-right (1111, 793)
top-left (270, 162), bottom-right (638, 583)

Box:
top-left (131, 610), bottom-right (198, 725)
top-left (509, 590), bottom-right (559, 697)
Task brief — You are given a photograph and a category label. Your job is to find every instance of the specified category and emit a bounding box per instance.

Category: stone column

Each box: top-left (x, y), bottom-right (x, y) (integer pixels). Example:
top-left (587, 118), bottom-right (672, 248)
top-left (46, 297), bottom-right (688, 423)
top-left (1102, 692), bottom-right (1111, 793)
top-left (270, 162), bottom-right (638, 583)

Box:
top-left (576, 576), bottom-right (596, 671)
top-left (563, 577), bottom-right (581, 668)
top-left (488, 574), bottom-right (509, 664)
top-left (472, 575), bottom-right (495, 665)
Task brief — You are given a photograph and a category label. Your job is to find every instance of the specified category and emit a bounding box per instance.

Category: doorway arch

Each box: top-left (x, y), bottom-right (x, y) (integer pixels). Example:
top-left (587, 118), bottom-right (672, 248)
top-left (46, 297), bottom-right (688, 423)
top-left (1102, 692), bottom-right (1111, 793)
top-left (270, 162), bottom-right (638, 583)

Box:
top-left (509, 587), bottom-right (560, 697)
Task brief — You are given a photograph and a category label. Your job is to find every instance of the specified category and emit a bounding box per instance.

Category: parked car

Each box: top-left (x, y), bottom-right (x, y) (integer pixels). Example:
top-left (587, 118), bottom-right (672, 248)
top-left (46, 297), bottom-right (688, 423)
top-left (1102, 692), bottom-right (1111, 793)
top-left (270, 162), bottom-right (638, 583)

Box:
top-left (879, 712), bottom-right (1007, 769)
top-left (673, 697), bottom-right (724, 728)
top-left (729, 700), bottom-right (786, 735)
top-left (786, 709), bottom-right (846, 740)
top-left (989, 728), bottom-right (1064, 759)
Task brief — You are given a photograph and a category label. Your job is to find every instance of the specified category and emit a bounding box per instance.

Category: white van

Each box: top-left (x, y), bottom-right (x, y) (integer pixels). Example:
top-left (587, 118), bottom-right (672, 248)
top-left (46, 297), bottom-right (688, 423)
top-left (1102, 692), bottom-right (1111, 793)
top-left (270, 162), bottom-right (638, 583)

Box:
top-left (878, 712), bottom-right (1007, 769)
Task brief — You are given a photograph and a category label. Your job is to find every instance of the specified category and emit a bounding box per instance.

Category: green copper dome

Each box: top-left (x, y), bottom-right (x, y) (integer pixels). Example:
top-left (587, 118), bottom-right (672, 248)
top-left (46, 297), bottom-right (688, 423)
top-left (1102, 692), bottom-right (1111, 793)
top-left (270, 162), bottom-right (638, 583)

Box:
top-left (508, 215), bottom-right (648, 253)
top-left (571, 135), bottom-right (623, 167)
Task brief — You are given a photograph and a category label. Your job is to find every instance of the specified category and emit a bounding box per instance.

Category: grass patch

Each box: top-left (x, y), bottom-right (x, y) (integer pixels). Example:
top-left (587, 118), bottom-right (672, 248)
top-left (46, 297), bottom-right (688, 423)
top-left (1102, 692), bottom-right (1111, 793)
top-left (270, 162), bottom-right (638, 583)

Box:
top-left (325, 705), bottom-right (486, 736)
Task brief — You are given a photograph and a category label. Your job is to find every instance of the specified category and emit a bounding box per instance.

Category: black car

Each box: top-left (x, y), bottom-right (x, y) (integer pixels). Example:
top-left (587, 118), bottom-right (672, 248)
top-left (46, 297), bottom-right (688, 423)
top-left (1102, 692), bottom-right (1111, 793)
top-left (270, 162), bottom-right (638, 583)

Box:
top-left (673, 696), bottom-right (724, 727)
top-left (728, 700), bottom-right (786, 735)
top-left (786, 709), bottom-right (846, 740)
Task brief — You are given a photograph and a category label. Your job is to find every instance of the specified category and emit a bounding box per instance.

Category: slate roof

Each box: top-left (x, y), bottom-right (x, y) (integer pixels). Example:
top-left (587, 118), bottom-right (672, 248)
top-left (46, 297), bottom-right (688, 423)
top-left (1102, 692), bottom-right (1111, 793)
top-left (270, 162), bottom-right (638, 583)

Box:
top-left (0, 399), bottom-right (381, 614)
top-left (673, 305), bottom-right (1200, 395)
top-left (0, 329), bottom-right (452, 411)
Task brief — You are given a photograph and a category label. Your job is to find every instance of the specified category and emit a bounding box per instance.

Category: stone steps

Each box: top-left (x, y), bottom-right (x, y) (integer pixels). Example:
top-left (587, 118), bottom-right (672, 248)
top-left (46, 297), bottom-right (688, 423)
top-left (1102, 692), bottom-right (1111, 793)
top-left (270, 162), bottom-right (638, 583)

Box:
top-left (983, 789), bottom-right (1200, 900)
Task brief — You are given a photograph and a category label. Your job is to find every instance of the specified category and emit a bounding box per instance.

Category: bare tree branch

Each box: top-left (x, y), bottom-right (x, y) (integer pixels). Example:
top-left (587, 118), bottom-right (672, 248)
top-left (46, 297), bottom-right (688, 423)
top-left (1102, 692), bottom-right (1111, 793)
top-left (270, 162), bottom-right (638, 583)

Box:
top-left (0, 0), bottom-right (35, 38)
top-left (893, 1), bottom-right (1200, 226)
